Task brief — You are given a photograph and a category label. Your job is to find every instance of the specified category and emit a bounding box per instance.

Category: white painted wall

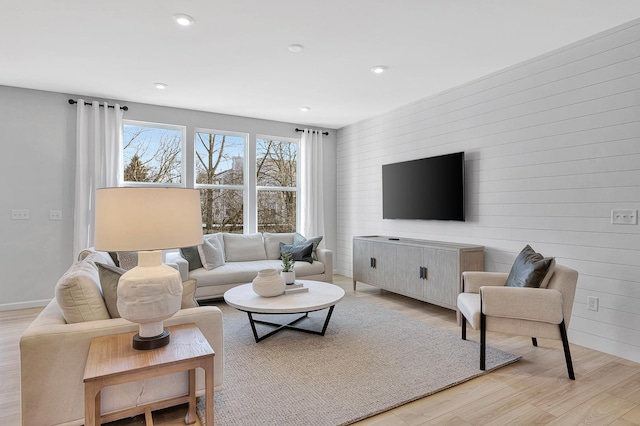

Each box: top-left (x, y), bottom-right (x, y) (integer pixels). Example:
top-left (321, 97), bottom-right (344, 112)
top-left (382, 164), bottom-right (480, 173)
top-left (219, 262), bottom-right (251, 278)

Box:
top-left (336, 20), bottom-right (640, 363)
top-left (0, 86), bottom-right (337, 309)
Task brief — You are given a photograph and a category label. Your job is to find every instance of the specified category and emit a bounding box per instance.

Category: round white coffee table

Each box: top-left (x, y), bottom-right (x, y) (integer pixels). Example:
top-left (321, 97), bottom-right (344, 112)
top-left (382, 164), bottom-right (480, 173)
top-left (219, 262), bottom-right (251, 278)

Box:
top-left (224, 280), bottom-right (345, 342)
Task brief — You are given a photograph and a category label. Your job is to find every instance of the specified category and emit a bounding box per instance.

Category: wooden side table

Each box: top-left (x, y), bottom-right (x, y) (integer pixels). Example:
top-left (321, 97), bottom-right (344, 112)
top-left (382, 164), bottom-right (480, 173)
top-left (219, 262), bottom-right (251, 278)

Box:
top-left (83, 323), bottom-right (214, 426)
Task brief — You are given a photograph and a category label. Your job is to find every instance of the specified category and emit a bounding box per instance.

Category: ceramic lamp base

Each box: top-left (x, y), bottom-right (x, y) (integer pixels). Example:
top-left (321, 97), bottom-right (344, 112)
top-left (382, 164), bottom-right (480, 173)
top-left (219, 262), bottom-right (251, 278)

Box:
top-left (132, 329), bottom-right (171, 350)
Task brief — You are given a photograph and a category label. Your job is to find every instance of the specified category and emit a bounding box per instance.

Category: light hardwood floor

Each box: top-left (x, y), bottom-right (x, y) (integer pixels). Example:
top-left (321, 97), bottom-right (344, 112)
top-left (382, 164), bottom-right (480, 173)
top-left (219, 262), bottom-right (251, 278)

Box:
top-left (2, 275), bottom-right (639, 425)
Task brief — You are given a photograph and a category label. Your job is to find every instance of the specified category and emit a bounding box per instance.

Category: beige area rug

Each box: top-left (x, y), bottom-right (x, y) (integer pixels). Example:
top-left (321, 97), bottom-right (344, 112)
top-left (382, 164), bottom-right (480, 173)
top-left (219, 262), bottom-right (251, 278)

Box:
top-left (199, 293), bottom-right (519, 425)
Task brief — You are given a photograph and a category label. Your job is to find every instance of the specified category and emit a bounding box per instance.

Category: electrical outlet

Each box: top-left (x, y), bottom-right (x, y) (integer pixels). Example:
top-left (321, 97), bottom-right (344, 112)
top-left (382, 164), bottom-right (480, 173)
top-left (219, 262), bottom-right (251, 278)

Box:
top-left (49, 210), bottom-right (62, 220)
top-left (587, 296), bottom-right (599, 311)
top-left (611, 209), bottom-right (638, 225)
top-left (11, 209), bottom-right (30, 220)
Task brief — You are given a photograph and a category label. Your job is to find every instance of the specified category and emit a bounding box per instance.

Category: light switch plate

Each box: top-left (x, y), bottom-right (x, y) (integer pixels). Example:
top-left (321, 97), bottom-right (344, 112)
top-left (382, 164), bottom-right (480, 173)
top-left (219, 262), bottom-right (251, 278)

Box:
top-left (49, 210), bottom-right (62, 220)
top-left (11, 209), bottom-right (30, 220)
top-left (611, 209), bottom-right (637, 225)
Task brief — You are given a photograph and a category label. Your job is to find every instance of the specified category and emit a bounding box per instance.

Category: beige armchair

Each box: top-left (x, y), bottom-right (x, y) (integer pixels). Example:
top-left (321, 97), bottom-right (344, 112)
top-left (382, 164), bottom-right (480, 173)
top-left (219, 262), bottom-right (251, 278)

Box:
top-left (457, 264), bottom-right (579, 379)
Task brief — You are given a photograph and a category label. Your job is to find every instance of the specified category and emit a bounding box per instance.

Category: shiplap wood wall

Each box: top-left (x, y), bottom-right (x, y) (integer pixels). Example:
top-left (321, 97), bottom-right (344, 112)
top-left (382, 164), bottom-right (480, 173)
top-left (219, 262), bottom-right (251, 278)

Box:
top-left (336, 19), bottom-right (640, 362)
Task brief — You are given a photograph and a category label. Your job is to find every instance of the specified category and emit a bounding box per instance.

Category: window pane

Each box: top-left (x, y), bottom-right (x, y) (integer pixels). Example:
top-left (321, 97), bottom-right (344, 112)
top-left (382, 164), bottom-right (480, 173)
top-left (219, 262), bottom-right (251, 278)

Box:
top-left (257, 190), bottom-right (296, 233)
top-left (200, 188), bottom-right (244, 234)
top-left (195, 132), bottom-right (245, 185)
top-left (123, 124), bottom-right (183, 184)
top-left (256, 138), bottom-right (297, 187)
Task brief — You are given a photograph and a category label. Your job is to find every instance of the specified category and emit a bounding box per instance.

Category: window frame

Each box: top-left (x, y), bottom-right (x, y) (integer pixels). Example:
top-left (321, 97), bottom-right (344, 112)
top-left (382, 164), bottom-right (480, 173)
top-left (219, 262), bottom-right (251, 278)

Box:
top-left (255, 134), bottom-right (300, 233)
top-left (121, 119), bottom-right (187, 188)
top-left (193, 127), bottom-right (249, 233)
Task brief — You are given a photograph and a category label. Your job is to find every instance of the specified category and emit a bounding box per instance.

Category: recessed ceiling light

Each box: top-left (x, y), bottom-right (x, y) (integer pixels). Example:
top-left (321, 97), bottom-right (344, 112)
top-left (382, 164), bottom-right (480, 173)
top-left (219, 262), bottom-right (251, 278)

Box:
top-left (173, 14), bottom-right (195, 26)
top-left (288, 44), bottom-right (304, 53)
top-left (300, 106), bottom-right (311, 112)
top-left (371, 65), bottom-right (388, 74)
top-left (154, 83), bottom-right (168, 90)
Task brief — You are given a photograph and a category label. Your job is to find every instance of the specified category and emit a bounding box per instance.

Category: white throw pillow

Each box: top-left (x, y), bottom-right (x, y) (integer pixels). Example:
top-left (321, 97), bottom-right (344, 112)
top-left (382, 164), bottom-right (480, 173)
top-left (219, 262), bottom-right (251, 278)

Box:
top-left (223, 233), bottom-right (267, 262)
top-left (204, 233), bottom-right (225, 255)
top-left (55, 260), bottom-right (110, 323)
top-left (198, 236), bottom-right (225, 270)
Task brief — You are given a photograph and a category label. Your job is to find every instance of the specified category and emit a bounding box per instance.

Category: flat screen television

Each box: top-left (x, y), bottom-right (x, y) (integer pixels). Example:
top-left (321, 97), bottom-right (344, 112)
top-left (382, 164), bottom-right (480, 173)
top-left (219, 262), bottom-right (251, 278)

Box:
top-left (382, 152), bottom-right (465, 221)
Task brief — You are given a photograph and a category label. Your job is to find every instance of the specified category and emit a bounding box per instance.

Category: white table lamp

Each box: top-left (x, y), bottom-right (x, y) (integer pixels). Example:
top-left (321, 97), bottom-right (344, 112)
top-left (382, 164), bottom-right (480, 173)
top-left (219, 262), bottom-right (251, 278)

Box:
top-left (94, 187), bottom-right (203, 350)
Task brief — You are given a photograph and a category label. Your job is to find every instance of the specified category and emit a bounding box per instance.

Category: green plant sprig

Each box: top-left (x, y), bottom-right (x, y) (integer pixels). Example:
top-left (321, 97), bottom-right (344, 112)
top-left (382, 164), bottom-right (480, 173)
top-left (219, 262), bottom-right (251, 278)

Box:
top-left (281, 251), bottom-right (295, 272)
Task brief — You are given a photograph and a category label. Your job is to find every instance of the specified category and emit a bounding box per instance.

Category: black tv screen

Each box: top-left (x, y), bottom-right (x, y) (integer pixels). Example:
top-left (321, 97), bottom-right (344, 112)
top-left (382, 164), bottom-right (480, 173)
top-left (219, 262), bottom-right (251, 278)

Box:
top-left (382, 152), bottom-right (465, 221)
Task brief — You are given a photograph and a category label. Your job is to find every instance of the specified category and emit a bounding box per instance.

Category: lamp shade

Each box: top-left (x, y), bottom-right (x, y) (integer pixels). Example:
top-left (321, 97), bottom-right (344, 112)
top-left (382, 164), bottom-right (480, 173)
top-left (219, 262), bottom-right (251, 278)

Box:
top-left (94, 187), bottom-right (203, 252)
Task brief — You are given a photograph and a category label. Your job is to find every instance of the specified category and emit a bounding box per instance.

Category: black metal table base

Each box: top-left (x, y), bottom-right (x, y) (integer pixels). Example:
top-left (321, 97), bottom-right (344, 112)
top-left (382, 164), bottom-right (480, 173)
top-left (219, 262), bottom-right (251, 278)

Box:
top-left (246, 305), bottom-right (336, 343)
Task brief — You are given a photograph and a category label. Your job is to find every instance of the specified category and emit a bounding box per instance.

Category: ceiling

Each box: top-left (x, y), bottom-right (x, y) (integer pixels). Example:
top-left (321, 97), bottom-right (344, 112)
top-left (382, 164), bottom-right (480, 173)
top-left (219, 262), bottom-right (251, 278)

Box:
top-left (3, 1), bottom-right (640, 130)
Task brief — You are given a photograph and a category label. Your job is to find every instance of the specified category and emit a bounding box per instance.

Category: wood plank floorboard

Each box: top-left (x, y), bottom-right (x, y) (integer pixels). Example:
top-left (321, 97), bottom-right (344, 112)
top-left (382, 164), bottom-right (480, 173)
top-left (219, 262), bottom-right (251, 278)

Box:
top-left (1, 275), bottom-right (639, 425)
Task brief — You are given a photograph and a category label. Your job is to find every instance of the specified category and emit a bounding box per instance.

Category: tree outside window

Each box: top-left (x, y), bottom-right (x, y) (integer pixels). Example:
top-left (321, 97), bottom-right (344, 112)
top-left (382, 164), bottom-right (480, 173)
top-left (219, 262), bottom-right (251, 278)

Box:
top-left (256, 137), bottom-right (298, 233)
top-left (195, 130), bottom-right (246, 234)
top-left (123, 122), bottom-right (184, 185)
top-left (121, 122), bottom-right (300, 235)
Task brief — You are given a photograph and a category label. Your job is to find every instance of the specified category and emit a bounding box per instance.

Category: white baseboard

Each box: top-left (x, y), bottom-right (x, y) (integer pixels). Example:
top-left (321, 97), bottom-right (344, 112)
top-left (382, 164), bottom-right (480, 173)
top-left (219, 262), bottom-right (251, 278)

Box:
top-left (0, 299), bottom-right (50, 312)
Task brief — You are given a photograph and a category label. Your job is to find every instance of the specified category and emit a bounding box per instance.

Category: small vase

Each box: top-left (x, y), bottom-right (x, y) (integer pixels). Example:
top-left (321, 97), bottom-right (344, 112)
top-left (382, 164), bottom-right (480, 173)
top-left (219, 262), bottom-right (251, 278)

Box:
top-left (252, 269), bottom-right (285, 297)
top-left (281, 271), bottom-right (296, 285)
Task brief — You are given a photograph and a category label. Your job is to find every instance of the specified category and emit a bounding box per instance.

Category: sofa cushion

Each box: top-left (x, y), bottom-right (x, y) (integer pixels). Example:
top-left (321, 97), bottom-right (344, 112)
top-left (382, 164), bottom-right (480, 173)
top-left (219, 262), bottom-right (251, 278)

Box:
top-left (180, 246), bottom-right (203, 271)
top-left (280, 242), bottom-right (314, 263)
top-left (96, 263), bottom-right (199, 317)
top-left (294, 233), bottom-right (323, 260)
top-left (55, 260), bottom-right (110, 323)
top-left (198, 236), bottom-right (225, 270)
top-left (505, 245), bottom-right (555, 288)
top-left (189, 259), bottom-right (326, 288)
top-left (223, 233), bottom-right (267, 262)
top-left (264, 232), bottom-right (295, 260)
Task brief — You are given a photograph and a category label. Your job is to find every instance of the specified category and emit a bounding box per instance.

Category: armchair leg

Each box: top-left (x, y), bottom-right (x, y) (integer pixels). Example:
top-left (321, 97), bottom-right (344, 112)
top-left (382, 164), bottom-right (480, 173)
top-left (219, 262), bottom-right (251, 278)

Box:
top-left (480, 311), bottom-right (486, 371)
top-left (532, 337), bottom-right (538, 347)
top-left (461, 315), bottom-right (467, 340)
top-left (559, 320), bottom-right (575, 380)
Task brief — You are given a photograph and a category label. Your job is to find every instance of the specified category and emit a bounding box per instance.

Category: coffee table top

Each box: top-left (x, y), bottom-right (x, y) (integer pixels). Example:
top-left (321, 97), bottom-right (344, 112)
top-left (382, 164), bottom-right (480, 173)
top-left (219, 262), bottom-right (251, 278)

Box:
top-left (224, 280), bottom-right (345, 314)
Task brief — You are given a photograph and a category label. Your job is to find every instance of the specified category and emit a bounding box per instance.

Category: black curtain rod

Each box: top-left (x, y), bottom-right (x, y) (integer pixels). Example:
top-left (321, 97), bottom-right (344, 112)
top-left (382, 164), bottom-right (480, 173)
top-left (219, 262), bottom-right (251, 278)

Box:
top-left (295, 128), bottom-right (328, 136)
top-left (68, 99), bottom-right (129, 111)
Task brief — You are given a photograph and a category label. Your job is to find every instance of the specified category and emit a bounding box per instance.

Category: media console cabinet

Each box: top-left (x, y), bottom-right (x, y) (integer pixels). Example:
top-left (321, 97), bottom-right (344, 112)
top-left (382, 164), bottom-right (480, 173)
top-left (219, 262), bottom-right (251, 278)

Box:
top-left (353, 236), bottom-right (484, 311)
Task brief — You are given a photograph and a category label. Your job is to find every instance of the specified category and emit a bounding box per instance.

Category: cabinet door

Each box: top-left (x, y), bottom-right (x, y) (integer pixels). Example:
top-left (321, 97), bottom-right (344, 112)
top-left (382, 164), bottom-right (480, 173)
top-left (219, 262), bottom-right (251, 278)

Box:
top-left (372, 242), bottom-right (396, 289)
top-left (427, 249), bottom-right (459, 309)
top-left (353, 239), bottom-right (395, 288)
top-left (395, 245), bottom-right (425, 298)
top-left (353, 239), bottom-right (372, 284)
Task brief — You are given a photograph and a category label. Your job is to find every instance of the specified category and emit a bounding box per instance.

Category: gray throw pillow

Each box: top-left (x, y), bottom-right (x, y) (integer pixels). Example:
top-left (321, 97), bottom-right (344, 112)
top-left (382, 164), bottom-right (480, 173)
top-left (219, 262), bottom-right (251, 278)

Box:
top-left (96, 262), bottom-right (124, 318)
top-left (280, 242), bottom-right (314, 263)
top-left (293, 233), bottom-right (323, 259)
top-left (505, 245), bottom-right (555, 288)
top-left (180, 246), bottom-right (203, 271)
top-left (116, 251), bottom-right (138, 270)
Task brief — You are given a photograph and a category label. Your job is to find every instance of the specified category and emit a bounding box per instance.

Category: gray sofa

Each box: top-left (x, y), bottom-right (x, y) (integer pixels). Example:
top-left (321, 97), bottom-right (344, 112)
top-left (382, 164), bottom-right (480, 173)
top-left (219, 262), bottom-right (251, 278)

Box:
top-left (166, 232), bottom-right (333, 300)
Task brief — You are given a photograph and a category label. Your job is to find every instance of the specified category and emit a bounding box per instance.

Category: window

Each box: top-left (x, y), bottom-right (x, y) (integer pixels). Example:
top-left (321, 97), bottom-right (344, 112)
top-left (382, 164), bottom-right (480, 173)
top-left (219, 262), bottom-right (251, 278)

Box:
top-left (120, 121), bottom-right (300, 234)
top-left (256, 136), bottom-right (298, 233)
top-left (123, 121), bottom-right (185, 185)
top-left (194, 129), bottom-right (247, 234)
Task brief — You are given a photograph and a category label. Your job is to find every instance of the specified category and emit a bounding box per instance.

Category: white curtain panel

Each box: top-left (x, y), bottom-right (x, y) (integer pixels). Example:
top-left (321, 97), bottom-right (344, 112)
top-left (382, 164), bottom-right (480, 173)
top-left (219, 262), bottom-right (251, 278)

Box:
top-left (299, 129), bottom-right (325, 240)
top-left (73, 100), bottom-right (123, 259)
